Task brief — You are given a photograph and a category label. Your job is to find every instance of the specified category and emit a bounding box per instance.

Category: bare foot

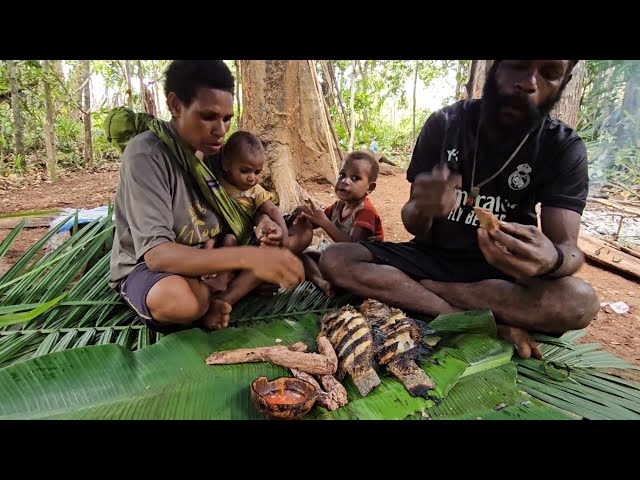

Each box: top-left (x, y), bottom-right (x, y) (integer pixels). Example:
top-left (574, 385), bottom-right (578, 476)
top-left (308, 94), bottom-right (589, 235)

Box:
top-left (201, 272), bottom-right (235, 293)
top-left (203, 299), bottom-right (233, 330)
top-left (255, 283), bottom-right (280, 296)
top-left (497, 324), bottom-right (543, 359)
top-left (311, 276), bottom-right (335, 298)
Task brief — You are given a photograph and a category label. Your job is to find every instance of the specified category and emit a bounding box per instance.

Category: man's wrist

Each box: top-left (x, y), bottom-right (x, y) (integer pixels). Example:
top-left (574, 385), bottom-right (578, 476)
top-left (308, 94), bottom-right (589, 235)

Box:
top-left (537, 244), bottom-right (564, 278)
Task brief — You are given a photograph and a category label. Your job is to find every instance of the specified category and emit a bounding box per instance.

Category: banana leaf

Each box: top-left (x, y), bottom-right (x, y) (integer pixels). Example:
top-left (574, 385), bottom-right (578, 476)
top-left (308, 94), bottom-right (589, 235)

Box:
top-left (422, 364), bottom-right (574, 420)
top-left (0, 308), bottom-right (550, 421)
top-left (0, 316), bottom-right (322, 419)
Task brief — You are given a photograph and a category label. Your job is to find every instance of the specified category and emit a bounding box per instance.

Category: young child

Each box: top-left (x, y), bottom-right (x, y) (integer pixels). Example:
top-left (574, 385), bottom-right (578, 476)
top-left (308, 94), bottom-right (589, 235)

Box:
top-left (293, 150), bottom-right (384, 297)
top-left (201, 130), bottom-right (313, 329)
top-left (218, 130), bottom-right (289, 246)
top-left (201, 130), bottom-right (289, 292)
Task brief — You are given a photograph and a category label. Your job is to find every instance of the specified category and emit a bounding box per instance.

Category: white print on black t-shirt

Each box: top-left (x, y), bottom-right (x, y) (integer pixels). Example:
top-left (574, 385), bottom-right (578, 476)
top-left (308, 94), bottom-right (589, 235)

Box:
top-left (447, 148), bottom-right (459, 163)
top-left (508, 163), bottom-right (532, 190)
top-left (447, 188), bottom-right (516, 226)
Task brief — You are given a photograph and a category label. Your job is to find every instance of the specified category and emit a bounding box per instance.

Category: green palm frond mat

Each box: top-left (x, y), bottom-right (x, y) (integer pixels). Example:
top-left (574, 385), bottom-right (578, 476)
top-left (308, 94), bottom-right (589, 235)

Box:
top-left (0, 216), bottom-right (349, 368)
top-left (1, 215), bottom-right (640, 419)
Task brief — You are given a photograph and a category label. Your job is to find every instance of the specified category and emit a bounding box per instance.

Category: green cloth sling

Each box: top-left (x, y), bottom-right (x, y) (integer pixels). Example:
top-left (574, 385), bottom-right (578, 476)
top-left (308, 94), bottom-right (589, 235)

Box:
top-left (104, 106), bottom-right (254, 244)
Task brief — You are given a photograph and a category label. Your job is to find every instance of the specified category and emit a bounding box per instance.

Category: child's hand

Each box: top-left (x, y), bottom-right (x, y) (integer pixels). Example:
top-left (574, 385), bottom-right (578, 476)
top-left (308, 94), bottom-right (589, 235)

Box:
top-left (299, 200), bottom-right (330, 229)
top-left (255, 217), bottom-right (284, 247)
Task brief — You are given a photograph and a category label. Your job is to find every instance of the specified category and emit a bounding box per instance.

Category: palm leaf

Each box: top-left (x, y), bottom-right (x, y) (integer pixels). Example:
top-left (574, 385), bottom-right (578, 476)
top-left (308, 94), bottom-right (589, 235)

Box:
top-left (0, 219), bottom-right (26, 260)
top-left (0, 209), bottom-right (62, 220)
top-left (0, 295), bottom-right (66, 328)
top-left (230, 281), bottom-right (353, 324)
top-left (514, 333), bottom-right (640, 420)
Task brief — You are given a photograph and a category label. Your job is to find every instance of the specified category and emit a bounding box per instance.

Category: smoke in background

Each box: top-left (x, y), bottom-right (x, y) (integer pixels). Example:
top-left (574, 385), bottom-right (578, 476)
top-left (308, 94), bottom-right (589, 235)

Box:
top-left (578, 60), bottom-right (640, 195)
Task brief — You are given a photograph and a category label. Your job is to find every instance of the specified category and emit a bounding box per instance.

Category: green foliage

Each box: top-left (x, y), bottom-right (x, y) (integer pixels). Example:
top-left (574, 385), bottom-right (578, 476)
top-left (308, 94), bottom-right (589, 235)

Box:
top-left (320, 60), bottom-right (457, 159)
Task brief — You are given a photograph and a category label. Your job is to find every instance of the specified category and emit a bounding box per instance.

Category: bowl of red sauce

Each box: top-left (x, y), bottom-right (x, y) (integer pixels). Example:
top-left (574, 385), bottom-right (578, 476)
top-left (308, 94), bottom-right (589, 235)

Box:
top-left (251, 376), bottom-right (317, 420)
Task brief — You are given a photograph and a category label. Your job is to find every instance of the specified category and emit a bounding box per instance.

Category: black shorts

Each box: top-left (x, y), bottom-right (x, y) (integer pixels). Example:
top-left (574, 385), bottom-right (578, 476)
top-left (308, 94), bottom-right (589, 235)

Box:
top-left (119, 262), bottom-right (203, 334)
top-left (359, 240), bottom-right (513, 283)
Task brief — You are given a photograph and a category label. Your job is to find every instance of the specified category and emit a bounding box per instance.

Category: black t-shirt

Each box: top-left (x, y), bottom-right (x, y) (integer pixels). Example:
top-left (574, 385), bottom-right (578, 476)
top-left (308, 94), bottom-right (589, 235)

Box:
top-left (406, 99), bottom-right (588, 262)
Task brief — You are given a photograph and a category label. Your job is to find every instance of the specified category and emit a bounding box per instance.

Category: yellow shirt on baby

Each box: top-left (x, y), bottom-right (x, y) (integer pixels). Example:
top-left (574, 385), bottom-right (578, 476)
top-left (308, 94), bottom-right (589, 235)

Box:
top-left (219, 178), bottom-right (271, 213)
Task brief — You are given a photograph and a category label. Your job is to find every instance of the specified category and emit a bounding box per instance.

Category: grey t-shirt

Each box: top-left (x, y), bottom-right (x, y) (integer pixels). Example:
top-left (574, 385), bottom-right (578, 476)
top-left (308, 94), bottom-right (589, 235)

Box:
top-left (109, 131), bottom-right (222, 287)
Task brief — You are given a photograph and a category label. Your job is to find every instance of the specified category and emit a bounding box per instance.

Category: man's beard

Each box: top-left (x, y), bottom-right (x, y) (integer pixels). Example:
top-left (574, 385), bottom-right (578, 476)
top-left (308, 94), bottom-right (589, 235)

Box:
top-left (482, 66), bottom-right (565, 135)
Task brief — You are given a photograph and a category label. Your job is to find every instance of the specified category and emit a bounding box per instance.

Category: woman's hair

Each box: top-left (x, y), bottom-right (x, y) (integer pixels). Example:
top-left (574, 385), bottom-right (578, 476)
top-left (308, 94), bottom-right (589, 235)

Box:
top-left (164, 60), bottom-right (235, 105)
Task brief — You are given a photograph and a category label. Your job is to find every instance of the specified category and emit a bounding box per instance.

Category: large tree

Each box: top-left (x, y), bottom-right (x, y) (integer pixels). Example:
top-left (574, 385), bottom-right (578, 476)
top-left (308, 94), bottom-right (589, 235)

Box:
top-left (41, 60), bottom-right (57, 180)
top-left (6, 60), bottom-right (24, 157)
top-left (82, 60), bottom-right (93, 167)
top-left (551, 60), bottom-right (585, 128)
top-left (239, 60), bottom-right (342, 212)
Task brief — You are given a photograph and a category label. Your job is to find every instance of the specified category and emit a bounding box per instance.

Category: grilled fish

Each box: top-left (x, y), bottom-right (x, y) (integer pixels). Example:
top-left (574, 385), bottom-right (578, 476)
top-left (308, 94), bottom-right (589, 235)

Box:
top-left (359, 299), bottom-right (436, 399)
top-left (321, 306), bottom-right (381, 397)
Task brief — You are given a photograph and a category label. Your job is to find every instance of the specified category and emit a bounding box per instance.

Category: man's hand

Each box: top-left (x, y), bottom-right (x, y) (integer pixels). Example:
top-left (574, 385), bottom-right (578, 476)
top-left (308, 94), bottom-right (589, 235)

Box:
top-left (408, 163), bottom-right (462, 218)
top-left (255, 217), bottom-right (284, 247)
top-left (477, 221), bottom-right (560, 280)
top-left (248, 247), bottom-right (304, 289)
top-left (402, 164), bottom-right (461, 237)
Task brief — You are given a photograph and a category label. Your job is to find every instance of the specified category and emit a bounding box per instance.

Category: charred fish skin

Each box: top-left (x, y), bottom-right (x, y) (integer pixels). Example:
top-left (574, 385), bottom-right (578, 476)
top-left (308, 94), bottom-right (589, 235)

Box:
top-left (358, 300), bottom-right (437, 400)
top-left (321, 306), bottom-right (381, 397)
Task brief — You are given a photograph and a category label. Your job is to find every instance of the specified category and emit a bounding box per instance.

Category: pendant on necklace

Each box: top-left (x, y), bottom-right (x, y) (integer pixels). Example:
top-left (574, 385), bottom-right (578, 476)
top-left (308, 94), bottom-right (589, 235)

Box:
top-left (466, 186), bottom-right (480, 207)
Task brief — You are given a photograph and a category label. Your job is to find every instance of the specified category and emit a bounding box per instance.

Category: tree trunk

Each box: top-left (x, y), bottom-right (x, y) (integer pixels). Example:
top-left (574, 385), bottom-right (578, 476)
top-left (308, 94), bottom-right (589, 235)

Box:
top-left (317, 61), bottom-right (331, 105)
top-left (6, 60), bottom-right (24, 157)
top-left (42, 60), bottom-right (57, 180)
top-left (412, 60), bottom-right (418, 148)
top-left (240, 60), bottom-right (341, 212)
top-left (137, 60), bottom-right (146, 112)
top-left (234, 60), bottom-right (242, 128)
top-left (348, 60), bottom-right (357, 151)
top-left (82, 60), bottom-right (93, 167)
top-left (616, 63), bottom-right (639, 146)
top-left (471, 60), bottom-right (492, 98)
top-left (550, 60), bottom-right (585, 129)
top-left (144, 85), bottom-right (157, 117)
top-left (154, 84), bottom-right (162, 118)
top-left (456, 60), bottom-right (468, 100)
top-left (124, 60), bottom-right (133, 109)
top-left (326, 61), bottom-right (349, 134)
top-left (361, 60), bottom-right (369, 126)
top-left (69, 61), bottom-right (84, 122)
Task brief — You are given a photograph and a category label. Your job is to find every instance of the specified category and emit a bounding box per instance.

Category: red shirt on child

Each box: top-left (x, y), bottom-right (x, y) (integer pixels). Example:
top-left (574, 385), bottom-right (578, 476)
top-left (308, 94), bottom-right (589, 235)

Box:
top-left (324, 196), bottom-right (384, 241)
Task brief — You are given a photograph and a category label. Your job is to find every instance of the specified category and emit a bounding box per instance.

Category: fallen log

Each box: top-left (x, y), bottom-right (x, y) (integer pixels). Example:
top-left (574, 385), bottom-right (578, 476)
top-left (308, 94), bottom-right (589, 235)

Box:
top-left (578, 234), bottom-right (640, 280)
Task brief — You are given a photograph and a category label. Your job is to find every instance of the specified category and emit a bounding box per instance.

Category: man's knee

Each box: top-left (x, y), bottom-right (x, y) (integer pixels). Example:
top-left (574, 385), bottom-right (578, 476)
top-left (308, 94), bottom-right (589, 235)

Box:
top-left (552, 276), bottom-right (600, 331)
top-left (319, 243), bottom-right (372, 283)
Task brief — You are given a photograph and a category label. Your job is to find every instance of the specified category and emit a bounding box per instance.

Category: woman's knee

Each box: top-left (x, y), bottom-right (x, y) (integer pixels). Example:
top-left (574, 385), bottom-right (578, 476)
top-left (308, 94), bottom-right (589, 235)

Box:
top-left (147, 276), bottom-right (210, 324)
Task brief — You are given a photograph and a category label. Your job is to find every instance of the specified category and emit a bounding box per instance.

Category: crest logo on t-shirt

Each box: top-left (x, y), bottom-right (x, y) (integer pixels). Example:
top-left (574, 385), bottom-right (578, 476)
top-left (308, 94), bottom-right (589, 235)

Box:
top-left (508, 163), bottom-right (532, 190)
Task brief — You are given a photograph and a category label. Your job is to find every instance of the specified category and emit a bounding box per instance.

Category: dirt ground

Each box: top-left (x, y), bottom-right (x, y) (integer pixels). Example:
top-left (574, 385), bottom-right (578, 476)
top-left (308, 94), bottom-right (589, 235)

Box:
top-left (1, 166), bottom-right (638, 370)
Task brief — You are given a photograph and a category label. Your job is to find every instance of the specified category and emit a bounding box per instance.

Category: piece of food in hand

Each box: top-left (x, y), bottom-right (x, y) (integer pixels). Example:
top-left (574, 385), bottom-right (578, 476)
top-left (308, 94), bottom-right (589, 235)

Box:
top-left (473, 207), bottom-right (500, 233)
